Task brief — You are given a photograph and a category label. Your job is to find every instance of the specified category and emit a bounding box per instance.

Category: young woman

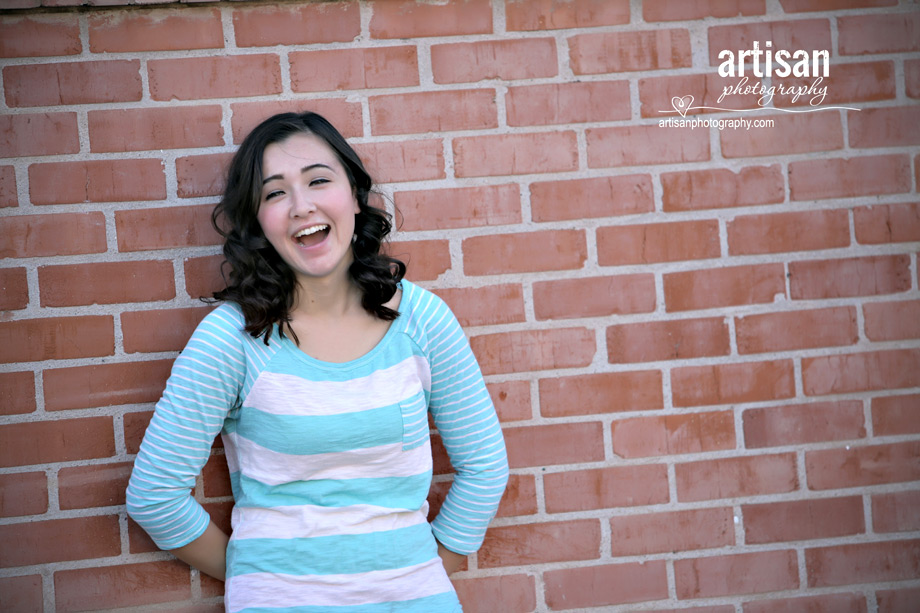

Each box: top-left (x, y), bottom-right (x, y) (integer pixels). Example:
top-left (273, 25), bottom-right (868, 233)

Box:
top-left (126, 112), bottom-right (509, 612)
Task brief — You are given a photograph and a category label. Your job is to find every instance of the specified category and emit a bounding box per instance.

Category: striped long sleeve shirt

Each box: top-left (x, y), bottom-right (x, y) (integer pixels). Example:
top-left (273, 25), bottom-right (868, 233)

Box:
top-left (126, 280), bottom-right (509, 613)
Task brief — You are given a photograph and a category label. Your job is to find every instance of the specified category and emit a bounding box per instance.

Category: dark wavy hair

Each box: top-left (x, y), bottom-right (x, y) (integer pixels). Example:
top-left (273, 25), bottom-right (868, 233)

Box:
top-left (210, 111), bottom-right (406, 345)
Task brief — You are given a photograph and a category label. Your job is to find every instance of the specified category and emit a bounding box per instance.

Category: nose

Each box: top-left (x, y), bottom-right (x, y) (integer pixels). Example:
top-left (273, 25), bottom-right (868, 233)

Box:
top-left (288, 186), bottom-right (316, 217)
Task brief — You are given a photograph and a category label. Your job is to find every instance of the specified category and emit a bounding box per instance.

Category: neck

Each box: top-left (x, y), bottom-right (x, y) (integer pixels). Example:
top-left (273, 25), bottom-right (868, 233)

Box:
top-left (292, 273), bottom-right (361, 318)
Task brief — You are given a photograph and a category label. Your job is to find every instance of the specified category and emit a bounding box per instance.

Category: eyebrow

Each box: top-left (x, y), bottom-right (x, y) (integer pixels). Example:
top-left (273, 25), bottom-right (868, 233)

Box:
top-left (262, 163), bottom-right (334, 186)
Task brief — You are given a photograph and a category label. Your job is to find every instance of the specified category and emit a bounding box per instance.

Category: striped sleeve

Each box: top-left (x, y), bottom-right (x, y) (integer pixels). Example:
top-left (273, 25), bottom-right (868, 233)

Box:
top-left (419, 290), bottom-right (509, 555)
top-left (125, 303), bottom-right (247, 550)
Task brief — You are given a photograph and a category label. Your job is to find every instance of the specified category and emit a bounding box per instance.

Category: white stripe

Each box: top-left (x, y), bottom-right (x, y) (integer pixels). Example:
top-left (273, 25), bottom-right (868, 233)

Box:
top-left (243, 355), bottom-right (430, 416)
top-left (225, 559), bottom-right (453, 611)
top-left (227, 433), bottom-right (433, 485)
top-left (230, 503), bottom-right (429, 539)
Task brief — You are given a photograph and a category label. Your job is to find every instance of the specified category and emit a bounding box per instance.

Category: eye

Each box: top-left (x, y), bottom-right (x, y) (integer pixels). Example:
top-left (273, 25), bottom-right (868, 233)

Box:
top-left (309, 177), bottom-right (330, 187)
top-left (263, 189), bottom-right (284, 201)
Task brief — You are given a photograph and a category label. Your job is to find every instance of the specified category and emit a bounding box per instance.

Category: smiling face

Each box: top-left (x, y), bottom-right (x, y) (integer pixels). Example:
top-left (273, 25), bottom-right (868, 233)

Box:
top-left (256, 132), bottom-right (361, 287)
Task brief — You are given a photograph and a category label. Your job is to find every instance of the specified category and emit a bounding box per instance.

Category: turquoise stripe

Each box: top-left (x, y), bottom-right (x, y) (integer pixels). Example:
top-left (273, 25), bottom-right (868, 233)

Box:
top-left (233, 471), bottom-right (432, 510)
top-left (226, 523), bottom-right (438, 578)
top-left (237, 591), bottom-right (461, 613)
top-left (237, 405), bottom-right (403, 455)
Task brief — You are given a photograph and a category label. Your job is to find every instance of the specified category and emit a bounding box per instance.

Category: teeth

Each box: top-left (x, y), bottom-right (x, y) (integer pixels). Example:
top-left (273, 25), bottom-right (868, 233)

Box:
top-left (294, 225), bottom-right (328, 238)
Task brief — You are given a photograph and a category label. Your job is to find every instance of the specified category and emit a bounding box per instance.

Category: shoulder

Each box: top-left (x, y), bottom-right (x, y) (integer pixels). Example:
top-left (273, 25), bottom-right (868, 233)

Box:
top-left (399, 280), bottom-right (455, 328)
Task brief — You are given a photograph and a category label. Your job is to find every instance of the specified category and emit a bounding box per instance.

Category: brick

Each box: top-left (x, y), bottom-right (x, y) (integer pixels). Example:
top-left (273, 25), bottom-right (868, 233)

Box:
top-left (611, 507), bottom-right (734, 556)
top-left (454, 575), bottom-right (536, 613)
top-left (780, 0), bottom-right (895, 9)
top-left (728, 209), bottom-right (849, 256)
top-left (661, 165), bottom-right (784, 212)
top-left (4, 60), bottom-right (141, 107)
top-left (0, 316), bottom-right (114, 364)
top-left (737, 307), bottom-right (858, 354)
top-left (708, 19), bottom-right (831, 66)
top-left (908, 60), bottom-right (920, 98)
top-left (370, 89), bottom-right (497, 136)
top-left (431, 39), bottom-right (557, 83)
top-left (540, 370), bottom-right (663, 418)
top-left (202, 453), bottom-right (231, 498)
top-left (807, 539), bottom-right (920, 587)
top-left (369, 0), bottom-right (491, 38)
top-left (873, 394), bottom-right (920, 436)
top-left (471, 327), bottom-right (595, 375)
top-left (0, 112), bottom-right (78, 158)
top-left (587, 125), bottom-right (709, 167)
top-left (664, 264), bottom-right (786, 312)
top-left (431, 284), bottom-right (525, 328)
top-left (873, 491), bottom-right (920, 533)
top-left (531, 174), bottom-right (653, 222)
top-left (149, 55), bottom-right (282, 101)
top-left (722, 113), bottom-right (843, 158)
top-left (612, 411), bottom-right (736, 459)
top-left (55, 560), bottom-right (191, 610)
top-left (0, 515), bottom-right (119, 567)
top-left (878, 588), bottom-right (920, 613)
top-left (0, 575), bottom-right (42, 612)
top-left (89, 8), bottom-right (223, 52)
top-left (743, 400), bottom-right (866, 448)
top-left (386, 240), bottom-right (450, 281)
top-left (479, 519), bottom-right (599, 567)
top-left (744, 593), bottom-right (867, 613)
top-left (545, 464), bottom-right (669, 513)
top-left (1, 212), bottom-right (106, 258)
top-left (487, 381), bottom-right (532, 422)
top-left (789, 154), bottom-right (912, 200)
top-left (544, 561), bottom-right (668, 609)
top-left (790, 255), bottom-right (911, 300)
top-left (839, 12), bottom-right (920, 55)
top-left (865, 300), bottom-right (920, 341)
top-left (0, 371), bottom-right (35, 416)
top-left (464, 230), bottom-right (585, 276)
top-left (453, 131), bottom-right (578, 177)
top-left (0, 267), bottom-right (27, 311)
top-left (570, 29), bottom-right (692, 74)
top-left (89, 106), bottom-right (223, 152)
top-left (0, 165), bottom-right (15, 207)
top-left (352, 138), bottom-right (445, 183)
top-left (645, 0), bottom-right (764, 20)
top-left (29, 159), bottom-right (166, 205)
top-left (176, 153), bottom-right (233, 199)
top-left (395, 184), bottom-right (520, 232)
top-left (608, 317), bottom-right (729, 364)
top-left (744, 497), bottom-right (864, 544)
top-left (0, 15), bottom-right (80, 57)
top-left (677, 549), bottom-right (798, 598)
top-left (231, 100), bottom-right (363, 143)
top-left (39, 261), bottom-right (175, 307)
top-left (59, 462), bottom-right (133, 510)
top-left (850, 106), bottom-right (920, 149)
top-left (534, 274), bottom-right (656, 321)
top-left (0, 472), bottom-right (47, 517)
top-left (774, 60), bottom-right (895, 108)
top-left (43, 359), bottom-right (173, 412)
top-left (805, 349), bottom-right (920, 396)
top-left (508, 80), bottom-right (630, 126)
top-left (598, 220), bottom-right (720, 266)
top-left (673, 360), bottom-right (795, 408)
top-left (122, 307), bottom-right (211, 354)
top-left (639, 73), bottom-right (762, 117)
top-left (116, 204), bottom-right (220, 252)
top-left (506, 0), bottom-right (630, 31)
top-left (855, 202), bottom-right (920, 245)
top-left (677, 453), bottom-right (798, 502)
top-left (291, 46), bottom-right (418, 92)
top-left (234, 2), bottom-right (358, 46)
top-left (123, 411), bottom-right (153, 455)
top-left (504, 422), bottom-right (604, 468)
top-left (184, 254), bottom-right (225, 300)
top-left (806, 441), bottom-right (920, 489)
top-left (497, 474), bottom-right (537, 517)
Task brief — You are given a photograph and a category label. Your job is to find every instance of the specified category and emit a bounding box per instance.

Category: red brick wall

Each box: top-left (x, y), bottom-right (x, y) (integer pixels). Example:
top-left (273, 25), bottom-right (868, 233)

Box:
top-left (1, 0), bottom-right (919, 611)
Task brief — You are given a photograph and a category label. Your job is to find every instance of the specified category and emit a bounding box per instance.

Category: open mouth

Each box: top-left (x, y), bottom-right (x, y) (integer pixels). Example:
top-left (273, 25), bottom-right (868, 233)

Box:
top-left (293, 224), bottom-right (330, 248)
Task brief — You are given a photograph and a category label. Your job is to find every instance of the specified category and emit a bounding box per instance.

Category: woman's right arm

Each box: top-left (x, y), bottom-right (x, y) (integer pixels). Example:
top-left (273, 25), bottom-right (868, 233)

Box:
top-left (126, 305), bottom-right (247, 579)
